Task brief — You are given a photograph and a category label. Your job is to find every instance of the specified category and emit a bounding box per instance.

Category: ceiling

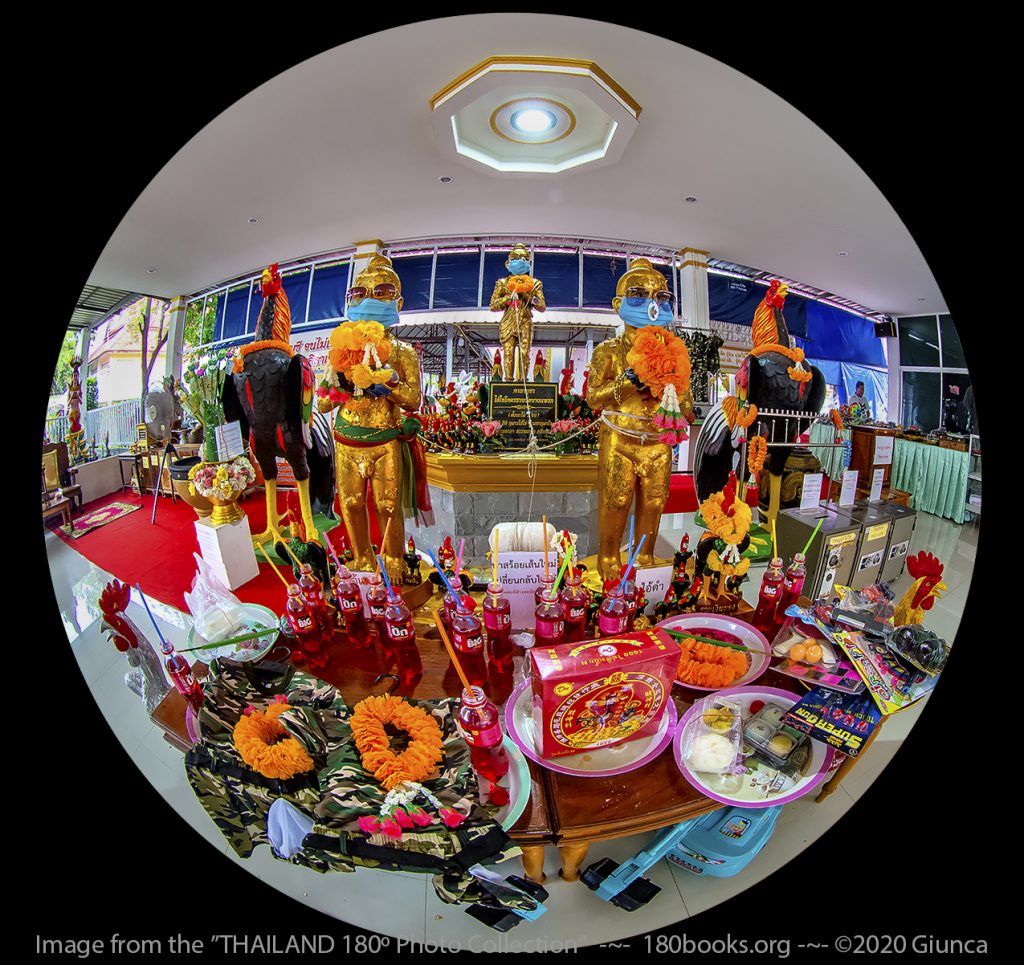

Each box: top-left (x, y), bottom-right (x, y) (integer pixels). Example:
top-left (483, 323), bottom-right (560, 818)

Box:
top-left (87, 14), bottom-right (947, 317)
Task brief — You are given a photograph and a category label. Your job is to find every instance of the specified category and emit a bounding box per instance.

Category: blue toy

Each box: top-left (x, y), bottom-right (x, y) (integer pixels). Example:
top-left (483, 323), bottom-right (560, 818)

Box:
top-left (581, 805), bottom-right (783, 910)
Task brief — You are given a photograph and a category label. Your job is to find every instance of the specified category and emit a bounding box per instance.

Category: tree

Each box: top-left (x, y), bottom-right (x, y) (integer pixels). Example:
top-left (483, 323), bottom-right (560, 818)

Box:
top-left (183, 296), bottom-right (219, 356)
top-left (137, 297), bottom-right (170, 398)
top-left (50, 331), bottom-right (78, 395)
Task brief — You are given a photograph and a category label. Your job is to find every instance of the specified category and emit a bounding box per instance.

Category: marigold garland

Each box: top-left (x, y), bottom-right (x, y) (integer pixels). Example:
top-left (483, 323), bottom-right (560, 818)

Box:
top-left (327, 321), bottom-right (393, 384)
top-left (507, 274), bottom-right (535, 295)
top-left (232, 701), bottom-right (315, 780)
top-left (700, 490), bottom-right (753, 546)
top-left (722, 396), bottom-right (758, 430)
top-left (747, 434), bottom-right (768, 475)
top-left (626, 326), bottom-right (691, 397)
top-left (350, 695), bottom-right (444, 792)
top-left (831, 409), bottom-right (844, 431)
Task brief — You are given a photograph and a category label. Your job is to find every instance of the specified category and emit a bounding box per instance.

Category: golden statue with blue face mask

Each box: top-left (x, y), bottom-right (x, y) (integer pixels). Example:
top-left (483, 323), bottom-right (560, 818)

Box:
top-left (317, 255), bottom-right (430, 581)
top-left (489, 242), bottom-right (546, 381)
top-left (586, 258), bottom-right (693, 582)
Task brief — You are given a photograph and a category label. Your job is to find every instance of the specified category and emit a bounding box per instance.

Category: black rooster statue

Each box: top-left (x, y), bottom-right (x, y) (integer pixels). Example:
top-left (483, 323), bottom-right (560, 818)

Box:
top-left (222, 263), bottom-right (336, 544)
top-left (694, 280), bottom-right (825, 527)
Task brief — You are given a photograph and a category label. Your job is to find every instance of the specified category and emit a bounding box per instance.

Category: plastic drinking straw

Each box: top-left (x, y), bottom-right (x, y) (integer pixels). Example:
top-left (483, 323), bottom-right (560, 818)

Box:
top-left (133, 583), bottom-right (168, 648)
top-left (771, 518), bottom-right (778, 559)
top-left (492, 530), bottom-right (499, 605)
top-left (542, 515), bottom-right (550, 580)
top-left (548, 552), bottom-right (572, 601)
top-left (626, 515), bottom-right (634, 571)
top-left (271, 526), bottom-right (304, 570)
top-left (455, 537), bottom-right (465, 576)
top-left (379, 515), bottom-right (393, 557)
top-left (375, 555), bottom-right (394, 596)
top-left (427, 550), bottom-right (464, 610)
top-left (617, 534), bottom-right (647, 591)
top-left (258, 542), bottom-right (294, 590)
top-left (432, 611), bottom-right (473, 694)
top-left (801, 517), bottom-right (824, 556)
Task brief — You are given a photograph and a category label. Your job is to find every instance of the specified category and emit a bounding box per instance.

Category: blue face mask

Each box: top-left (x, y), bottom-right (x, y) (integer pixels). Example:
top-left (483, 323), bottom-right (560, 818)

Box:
top-left (618, 296), bottom-right (674, 328)
top-left (508, 259), bottom-right (532, 275)
top-left (347, 297), bottom-right (400, 327)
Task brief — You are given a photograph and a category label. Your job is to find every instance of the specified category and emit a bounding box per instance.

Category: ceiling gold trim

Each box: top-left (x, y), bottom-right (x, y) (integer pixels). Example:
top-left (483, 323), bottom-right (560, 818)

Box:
top-left (488, 97), bottom-right (577, 145)
top-left (353, 239), bottom-right (384, 247)
top-left (430, 56), bottom-right (641, 119)
top-left (677, 248), bottom-right (711, 257)
top-left (679, 259), bottom-right (709, 270)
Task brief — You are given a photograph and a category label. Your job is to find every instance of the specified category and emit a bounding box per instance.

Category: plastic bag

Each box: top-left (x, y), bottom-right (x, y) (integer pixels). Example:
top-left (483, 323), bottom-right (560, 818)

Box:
top-left (184, 553), bottom-right (248, 641)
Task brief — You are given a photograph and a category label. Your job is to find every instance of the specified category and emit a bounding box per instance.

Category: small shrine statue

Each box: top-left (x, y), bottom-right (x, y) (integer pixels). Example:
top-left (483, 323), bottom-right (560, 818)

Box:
top-left (66, 356), bottom-right (89, 464)
top-left (692, 472), bottom-right (752, 612)
top-left (489, 243), bottom-right (546, 381)
top-left (533, 350), bottom-right (546, 383)
top-left (586, 258), bottom-right (693, 581)
top-left (316, 255), bottom-right (432, 581)
top-left (403, 536), bottom-right (423, 585)
top-left (491, 348), bottom-right (503, 380)
top-left (99, 580), bottom-right (171, 714)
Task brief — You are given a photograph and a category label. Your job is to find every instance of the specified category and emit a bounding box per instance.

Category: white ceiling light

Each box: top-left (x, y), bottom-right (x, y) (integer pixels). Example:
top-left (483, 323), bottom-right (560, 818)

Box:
top-left (511, 107), bottom-right (556, 134)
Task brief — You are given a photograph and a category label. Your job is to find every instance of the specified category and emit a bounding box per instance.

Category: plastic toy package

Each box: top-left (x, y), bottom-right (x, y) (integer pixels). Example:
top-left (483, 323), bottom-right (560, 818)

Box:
top-left (885, 624), bottom-right (949, 676)
top-left (681, 696), bottom-right (745, 775)
top-left (827, 583), bottom-right (895, 635)
top-left (780, 687), bottom-right (882, 757)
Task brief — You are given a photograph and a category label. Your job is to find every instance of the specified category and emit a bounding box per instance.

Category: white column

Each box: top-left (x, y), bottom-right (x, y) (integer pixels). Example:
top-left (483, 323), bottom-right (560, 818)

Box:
top-left (163, 295), bottom-right (188, 383)
top-left (677, 247), bottom-right (711, 330)
top-left (445, 327), bottom-right (454, 383)
top-left (887, 322), bottom-right (901, 423)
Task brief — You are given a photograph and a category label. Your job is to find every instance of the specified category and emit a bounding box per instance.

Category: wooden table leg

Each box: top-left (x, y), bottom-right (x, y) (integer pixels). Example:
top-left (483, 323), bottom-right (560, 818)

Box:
top-left (519, 845), bottom-right (547, 884)
top-left (558, 842), bottom-right (591, 882)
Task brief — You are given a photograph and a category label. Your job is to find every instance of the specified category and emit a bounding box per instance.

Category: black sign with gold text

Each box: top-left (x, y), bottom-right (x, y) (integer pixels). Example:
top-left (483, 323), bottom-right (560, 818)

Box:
top-left (488, 381), bottom-right (558, 449)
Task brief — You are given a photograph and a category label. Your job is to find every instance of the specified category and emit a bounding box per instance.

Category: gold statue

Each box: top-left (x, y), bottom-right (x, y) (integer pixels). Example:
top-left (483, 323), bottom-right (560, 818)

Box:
top-left (316, 255), bottom-right (430, 581)
top-left (586, 259), bottom-right (692, 582)
top-left (489, 243), bottom-right (546, 381)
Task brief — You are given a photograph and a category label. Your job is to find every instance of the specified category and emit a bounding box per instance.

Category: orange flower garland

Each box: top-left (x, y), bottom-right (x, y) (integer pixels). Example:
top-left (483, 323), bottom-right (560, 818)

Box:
top-left (507, 274), bottom-right (534, 295)
top-left (722, 396), bottom-right (758, 430)
top-left (327, 321), bottom-right (393, 383)
top-left (233, 701), bottom-right (315, 780)
top-left (700, 490), bottom-right (753, 546)
top-left (747, 434), bottom-right (768, 475)
top-left (350, 695), bottom-right (444, 791)
top-left (831, 409), bottom-right (844, 431)
top-left (626, 326), bottom-right (691, 397)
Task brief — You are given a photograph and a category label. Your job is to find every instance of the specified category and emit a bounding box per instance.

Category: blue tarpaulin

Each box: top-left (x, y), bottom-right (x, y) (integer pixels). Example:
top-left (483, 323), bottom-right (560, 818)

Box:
top-left (709, 275), bottom-right (808, 337)
top-left (804, 301), bottom-right (885, 366)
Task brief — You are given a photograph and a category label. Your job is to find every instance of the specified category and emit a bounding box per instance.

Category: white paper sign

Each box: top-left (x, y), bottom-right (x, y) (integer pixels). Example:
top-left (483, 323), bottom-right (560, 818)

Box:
top-left (215, 420), bottom-right (245, 460)
top-left (888, 539), bottom-right (910, 561)
top-left (874, 435), bottom-right (894, 466)
top-left (839, 470), bottom-right (859, 507)
top-left (869, 468), bottom-right (885, 502)
top-left (635, 563), bottom-right (674, 615)
top-left (497, 551), bottom-right (548, 629)
top-left (800, 473), bottom-right (824, 510)
top-left (351, 570), bottom-right (375, 618)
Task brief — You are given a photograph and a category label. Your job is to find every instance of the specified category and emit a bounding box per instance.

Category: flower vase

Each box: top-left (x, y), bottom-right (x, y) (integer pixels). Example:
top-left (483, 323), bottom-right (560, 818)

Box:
top-left (207, 491), bottom-right (246, 527)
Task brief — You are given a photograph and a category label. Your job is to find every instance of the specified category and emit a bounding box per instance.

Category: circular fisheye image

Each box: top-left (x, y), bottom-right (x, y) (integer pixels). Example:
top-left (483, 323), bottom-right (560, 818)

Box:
top-left (42, 14), bottom-right (977, 950)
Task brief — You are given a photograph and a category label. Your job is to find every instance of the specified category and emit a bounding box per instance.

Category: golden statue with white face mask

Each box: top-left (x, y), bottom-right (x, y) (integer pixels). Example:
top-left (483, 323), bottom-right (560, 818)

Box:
top-left (489, 243), bottom-right (546, 381)
top-left (586, 258), bottom-right (693, 582)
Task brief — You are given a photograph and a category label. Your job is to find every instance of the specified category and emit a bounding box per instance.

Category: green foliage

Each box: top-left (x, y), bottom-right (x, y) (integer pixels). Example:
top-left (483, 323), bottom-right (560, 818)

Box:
top-left (184, 296), bottom-right (219, 354)
top-left (50, 331), bottom-right (79, 395)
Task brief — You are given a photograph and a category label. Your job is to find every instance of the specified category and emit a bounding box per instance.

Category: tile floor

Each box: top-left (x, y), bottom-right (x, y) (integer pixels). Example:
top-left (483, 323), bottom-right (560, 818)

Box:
top-left (44, 507), bottom-right (977, 947)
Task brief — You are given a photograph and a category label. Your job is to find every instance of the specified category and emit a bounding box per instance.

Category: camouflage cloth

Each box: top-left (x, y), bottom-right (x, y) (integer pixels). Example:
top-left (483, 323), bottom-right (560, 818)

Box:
top-left (186, 661), bottom-right (535, 913)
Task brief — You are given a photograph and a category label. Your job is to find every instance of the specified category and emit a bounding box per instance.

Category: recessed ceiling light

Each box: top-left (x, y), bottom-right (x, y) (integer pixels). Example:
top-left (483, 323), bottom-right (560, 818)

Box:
top-left (685, 197), bottom-right (697, 203)
top-left (439, 176), bottom-right (453, 183)
top-left (248, 217), bottom-right (259, 224)
top-left (838, 251), bottom-right (849, 257)
top-left (147, 268), bottom-right (156, 274)
top-left (918, 297), bottom-right (926, 301)
top-left (510, 108), bottom-right (557, 134)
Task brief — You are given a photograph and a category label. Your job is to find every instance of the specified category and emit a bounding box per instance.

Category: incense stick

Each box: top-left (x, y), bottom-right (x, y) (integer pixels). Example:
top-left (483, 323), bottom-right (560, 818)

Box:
top-left (542, 515), bottom-right (550, 580)
top-left (258, 542), bottom-right (293, 590)
top-left (432, 610), bottom-right (473, 694)
top-left (380, 515), bottom-right (393, 556)
top-left (801, 517), bottom-right (823, 556)
top-left (626, 515), bottom-right (634, 571)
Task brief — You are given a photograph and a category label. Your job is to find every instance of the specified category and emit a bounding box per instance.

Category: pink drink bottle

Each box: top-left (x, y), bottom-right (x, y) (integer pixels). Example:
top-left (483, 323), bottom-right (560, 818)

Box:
top-left (365, 571), bottom-right (388, 640)
top-left (483, 582), bottom-right (514, 669)
top-left (560, 569), bottom-right (589, 643)
top-left (751, 557), bottom-right (785, 636)
top-left (457, 686), bottom-right (510, 784)
top-left (534, 596), bottom-right (566, 647)
top-left (620, 570), bottom-right (639, 631)
top-left (534, 572), bottom-right (556, 607)
top-left (451, 607), bottom-right (488, 687)
top-left (777, 552), bottom-right (807, 620)
top-left (383, 589), bottom-right (422, 684)
top-left (335, 566), bottom-right (372, 648)
top-left (598, 583), bottom-right (630, 637)
top-left (161, 641), bottom-right (204, 712)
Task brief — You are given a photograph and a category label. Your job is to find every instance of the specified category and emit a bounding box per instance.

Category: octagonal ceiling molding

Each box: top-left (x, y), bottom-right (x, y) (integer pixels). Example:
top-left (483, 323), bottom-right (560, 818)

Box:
top-left (430, 56), bottom-right (641, 174)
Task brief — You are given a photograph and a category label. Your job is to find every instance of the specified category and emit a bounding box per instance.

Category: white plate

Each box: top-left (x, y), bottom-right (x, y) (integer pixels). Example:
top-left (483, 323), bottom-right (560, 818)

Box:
top-left (657, 612), bottom-right (771, 691)
top-left (487, 737), bottom-right (532, 831)
top-left (186, 603), bottom-right (279, 663)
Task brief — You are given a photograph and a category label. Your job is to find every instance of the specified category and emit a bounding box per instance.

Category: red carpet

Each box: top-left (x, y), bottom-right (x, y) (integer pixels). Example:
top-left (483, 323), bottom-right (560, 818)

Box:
top-left (53, 488), bottom-right (366, 614)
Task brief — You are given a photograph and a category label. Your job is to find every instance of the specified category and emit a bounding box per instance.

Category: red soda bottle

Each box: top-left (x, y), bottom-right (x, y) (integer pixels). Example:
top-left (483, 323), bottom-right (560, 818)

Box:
top-left (285, 584), bottom-right (316, 638)
top-left (598, 582), bottom-right (629, 637)
top-left (534, 595), bottom-right (566, 647)
top-left (751, 557), bottom-right (786, 636)
top-left (451, 606), bottom-right (488, 686)
top-left (442, 588), bottom-right (461, 639)
top-left (365, 571), bottom-right (388, 639)
top-left (777, 552), bottom-right (807, 620)
top-left (383, 589), bottom-right (422, 684)
top-left (534, 572), bottom-right (556, 607)
top-left (457, 686), bottom-right (510, 785)
top-left (483, 582), bottom-right (514, 669)
top-left (560, 568), bottom-right (589, 642)
top-left (335, 566), bottom-right (372, 648)
top-left (299, 564), bottom-right (330, 632)
top-left (620, 567), bottom-right (639, 631)
top-left (160, 640), bottom-right (203, 712)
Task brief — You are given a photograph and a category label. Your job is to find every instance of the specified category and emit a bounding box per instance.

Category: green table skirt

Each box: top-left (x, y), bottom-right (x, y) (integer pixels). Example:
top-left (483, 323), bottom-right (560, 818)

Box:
top-left (890, 439), bottom-right (968, 523)
top-left (807, 422), bottom-right (850, 480)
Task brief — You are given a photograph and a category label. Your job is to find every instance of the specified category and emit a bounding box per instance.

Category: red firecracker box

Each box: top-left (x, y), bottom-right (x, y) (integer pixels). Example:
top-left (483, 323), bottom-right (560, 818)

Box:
top-left (529, 629), bottom-right (680, 759)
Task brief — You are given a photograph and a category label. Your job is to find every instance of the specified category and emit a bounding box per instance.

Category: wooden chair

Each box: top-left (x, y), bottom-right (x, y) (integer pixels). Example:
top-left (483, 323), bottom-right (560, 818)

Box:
top-left (41, 442), bottom-right (83, 511)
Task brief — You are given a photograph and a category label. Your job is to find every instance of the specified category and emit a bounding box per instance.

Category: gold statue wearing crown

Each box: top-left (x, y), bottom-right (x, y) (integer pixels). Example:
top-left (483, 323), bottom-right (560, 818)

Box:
top-left (489, 243), bottom-right (546, 381)
top-left (316, 255), bottom-right (431, 580)
top-left (586, 259), bottom-right (693, 582)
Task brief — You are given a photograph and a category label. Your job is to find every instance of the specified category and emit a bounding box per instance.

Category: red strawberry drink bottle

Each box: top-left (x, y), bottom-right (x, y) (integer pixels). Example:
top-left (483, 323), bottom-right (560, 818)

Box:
top-left (598, 582), bottom-right (630, 637)
top-left (335, 566), bottom-right (372, 648)
top-left (535, 572), bottom-right (556, 607)
top-left (299, 564), bottom-right (330, 632)
top-left (751, 557), bottom-right (785, 636)
top-left (534, 596), bottom-right (566, 647)
top-left (286, 584), bottom-right (316, 638)
top-left (161, 641), bottom-right (204, 712)
top-left (365, 571), bottom-right (388, 640)
top-left (777, 552), bottom-right (807, 620)
top-left (620, 568), bottom-right (639, 631)
top-left (383, 589), bottom-right (422, 685)
top-left (483, 582), bottom-right (514, 669)
top-left (442, 588), bottom-right (461, 639)
top-left (451, 606), bottom-right (488, 687)
top-left (560, 569), bottom-right (589, 643)
top-left (457, 686), bottom-right (510, 785)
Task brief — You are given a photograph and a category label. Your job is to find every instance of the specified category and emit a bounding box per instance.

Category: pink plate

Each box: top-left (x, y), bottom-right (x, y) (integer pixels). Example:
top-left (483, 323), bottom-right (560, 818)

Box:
top-left (657, 612), bottom-right (771, 691)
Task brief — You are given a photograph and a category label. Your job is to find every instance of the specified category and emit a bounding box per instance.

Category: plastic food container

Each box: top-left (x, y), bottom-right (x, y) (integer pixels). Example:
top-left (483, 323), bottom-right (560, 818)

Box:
top-left (680, 696), bottom-right (744, 775)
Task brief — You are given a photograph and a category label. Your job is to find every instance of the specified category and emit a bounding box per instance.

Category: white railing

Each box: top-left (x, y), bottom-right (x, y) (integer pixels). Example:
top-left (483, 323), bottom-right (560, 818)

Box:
top-left (44, 399), bottom-right (142, 452)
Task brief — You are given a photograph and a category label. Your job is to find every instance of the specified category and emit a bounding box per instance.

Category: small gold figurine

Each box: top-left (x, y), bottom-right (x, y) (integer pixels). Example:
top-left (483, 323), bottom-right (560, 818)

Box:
top-left (489, 243), bottom-right (546, 381)
top-left (586, 259), bottom-right (692, 582)
top-left (316, 255), bottom-right (428, 582)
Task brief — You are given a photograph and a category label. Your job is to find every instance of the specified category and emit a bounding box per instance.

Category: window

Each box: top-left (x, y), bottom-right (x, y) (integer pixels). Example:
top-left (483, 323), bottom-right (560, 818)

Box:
top-left (897, 313), bottom-right (971, 434)
top-left (898, 315), bottom-right (940, 367)
top-left (533, 250), bottom-right (579, 308)
top-left (392, 255), bottom-right (433, 311)
top-left (483, 250), bottom-right (511, 304)
top-left (582, 254), bottom-right (624, 308)
top-left (901, 371), bottom-right (941, 431)
top-left (308, 262), bottom-right (349, 322)
top-left (221, 285), bottom-right (251, 341)
top-left (432, 250), bottom-right (480, 308)
top-left (939, 314), bottom-right (966, 368)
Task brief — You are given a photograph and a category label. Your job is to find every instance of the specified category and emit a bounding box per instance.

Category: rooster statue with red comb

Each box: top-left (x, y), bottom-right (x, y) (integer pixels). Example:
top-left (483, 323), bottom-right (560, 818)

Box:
top-left (893, 551), bottom-right (946, 626)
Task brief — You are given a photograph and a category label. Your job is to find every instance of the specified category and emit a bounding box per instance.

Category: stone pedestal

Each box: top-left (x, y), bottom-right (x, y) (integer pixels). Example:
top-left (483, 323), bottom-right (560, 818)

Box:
top-left (194, 516), bottom-right (259, 590)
